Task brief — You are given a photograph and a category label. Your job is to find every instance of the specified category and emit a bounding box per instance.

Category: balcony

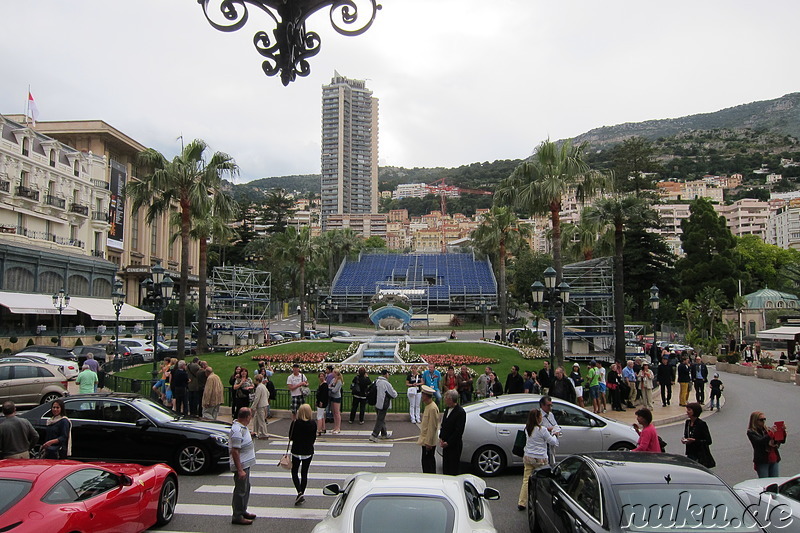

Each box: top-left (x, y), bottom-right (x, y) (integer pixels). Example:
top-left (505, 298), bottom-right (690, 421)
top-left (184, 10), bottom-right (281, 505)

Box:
top-left (14, 226), bottom-right (83, 249)
top-left (92, 211), bottom-right (109, 222)
top-left (70, 204), bottom-right (89, 216)
top-left (91, 179), bottom-right (110, 190)
top-left (14, 186), bottom-right (39, 201)
top-left (91, 250), bottom-right (105, 258)
top-left (44, 195), bottom-right (66, 209)
top-left (0, 181), bottom-right (9, 193)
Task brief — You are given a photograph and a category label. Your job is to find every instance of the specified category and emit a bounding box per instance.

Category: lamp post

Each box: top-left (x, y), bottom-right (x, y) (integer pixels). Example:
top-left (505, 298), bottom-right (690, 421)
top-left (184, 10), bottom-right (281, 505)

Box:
top-left (141, 262), bottom-right (174, 396)
top-left (649, 285), bottom-right (660, 361)
top-left (52, 289), bottom-right (70, 347)
top-left (531, 267), bottom-right (571, 369)
top-left (475, 298), bottom-right (488, 339)
top-left (112, 279), bottom-right (125, 367)
top-left (321, 297), bottom-right (333, 336)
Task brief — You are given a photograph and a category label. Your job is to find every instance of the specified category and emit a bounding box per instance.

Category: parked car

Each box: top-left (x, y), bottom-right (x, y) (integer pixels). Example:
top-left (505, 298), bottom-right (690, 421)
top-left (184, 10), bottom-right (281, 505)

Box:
top-left (16, 345), bottom-right (77, 361)
top-left (267, 332), bottom-right (285, 342)
top-left (0, 362), bottom-right (68, 407)
top-left (460, 394), bottom-right (638, 476)
top-left (154, 341), bottom-right (179, 361)
top-left (0, 353), bottom-right (80, 380)
top-left (735, 474), bottom-right (800, 525)
top-left (275, 330), bottom-right (301, 340)
top-left (117, 338), bottom-right (154, 361)
top-left (527, 452), bottom-right (767, 533)
top-left (72, 343), bottom-right (108, 364)
top-left (0, 459), bottom-right (177, 532)
top-left (21, 393), bottom-right (231, 475)
top-left (330, 330), bottom-right (352, 337)
top-left (316, 332), bottom-right (330, 339)
top-left (164, 339), bottom-right (197, 355)
top-left (313, 472), bottom-right (499, 533)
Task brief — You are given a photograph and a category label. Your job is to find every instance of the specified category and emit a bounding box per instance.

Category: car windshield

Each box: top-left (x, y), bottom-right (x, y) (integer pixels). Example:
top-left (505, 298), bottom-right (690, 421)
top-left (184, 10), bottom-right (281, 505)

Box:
top-left (132, 398), bottom-right (179, 422)
top-left (354, 495), bottom-right (455, 533)
top-left (0, 479), bottom-right (31, 514)
top-left (614, 484), bottom-right (761, 532)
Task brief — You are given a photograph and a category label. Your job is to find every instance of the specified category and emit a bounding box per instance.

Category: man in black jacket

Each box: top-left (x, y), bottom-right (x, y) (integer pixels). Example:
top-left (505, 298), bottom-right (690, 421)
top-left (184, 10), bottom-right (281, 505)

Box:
top-left (439, 390), bottom-right (466, 475)
top-left (691, 356), bottom-right (709, 404)
top-left (550, 367), bottom-right (576, 404)
top-left (677, 356), bottom-right (691, 406)
top-left (656, 355), bottom-right (674, 407)
top-left (538, 361), bottom-right (553, 395)
top-left (505, 365), bottom-right (525, 394)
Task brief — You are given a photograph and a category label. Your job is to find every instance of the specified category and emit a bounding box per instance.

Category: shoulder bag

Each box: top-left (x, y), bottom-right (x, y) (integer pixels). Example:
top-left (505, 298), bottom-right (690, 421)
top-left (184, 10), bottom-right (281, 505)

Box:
top-left (278, 421), bottom-right (294, 470)
top-left (299, 374), bottom-right (311, 397)
top-left (512, 429), bottom-right (527, 457)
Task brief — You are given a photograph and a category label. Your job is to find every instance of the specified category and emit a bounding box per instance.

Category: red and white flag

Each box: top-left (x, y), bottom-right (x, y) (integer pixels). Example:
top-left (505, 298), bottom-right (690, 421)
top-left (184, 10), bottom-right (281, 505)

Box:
top-left (26, 91), bottom-right (39, 125)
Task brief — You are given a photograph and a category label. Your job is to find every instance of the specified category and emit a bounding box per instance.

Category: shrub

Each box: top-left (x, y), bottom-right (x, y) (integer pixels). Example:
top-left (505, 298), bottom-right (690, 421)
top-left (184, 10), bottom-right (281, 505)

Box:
top-left (450, 316), bottom-right (463, 327)
top-left (26, 339), bottom-right (34, 346)
top-left (2, 348), bottom-right (9, 354)
top-left (125, 333), bottom-right (133, 338)
top-left (51, 337), bottom-right (59, 344)
top-left (725, 351), bottom-right (741, 364)
top-left (95, 334), bottom-right (103, 342)
top-left (8, 336), bottom-right (17, 344)
top-left (74, 338), bottom-right (84, 346)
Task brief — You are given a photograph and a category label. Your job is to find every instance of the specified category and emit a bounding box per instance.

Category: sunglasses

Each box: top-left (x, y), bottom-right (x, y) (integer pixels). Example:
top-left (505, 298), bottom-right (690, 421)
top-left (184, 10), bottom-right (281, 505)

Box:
top-left (759, 418), bottom-right (767, 421)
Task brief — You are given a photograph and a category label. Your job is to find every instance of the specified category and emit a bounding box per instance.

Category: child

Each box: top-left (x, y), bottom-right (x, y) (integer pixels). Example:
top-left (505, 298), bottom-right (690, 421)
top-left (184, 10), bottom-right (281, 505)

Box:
top-left (708, 372), bottom-right (723, 411)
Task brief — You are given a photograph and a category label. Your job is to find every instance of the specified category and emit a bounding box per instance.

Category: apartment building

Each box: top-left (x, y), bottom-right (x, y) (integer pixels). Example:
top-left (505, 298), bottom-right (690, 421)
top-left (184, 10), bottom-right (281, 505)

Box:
top-left (767, 202), bottom-right (800, 250)
top-left (718, 199), bottom-right (771, 239)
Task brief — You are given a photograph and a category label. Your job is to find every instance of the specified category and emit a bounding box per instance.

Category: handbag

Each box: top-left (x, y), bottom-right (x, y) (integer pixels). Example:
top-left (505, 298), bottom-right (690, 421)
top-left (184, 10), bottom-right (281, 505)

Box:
top-left (278, 421), bottom-right (294, 470)
top-left (299, 374), bottom-right (311, 397)
top-left (512, 429), bottom-right (527, 457)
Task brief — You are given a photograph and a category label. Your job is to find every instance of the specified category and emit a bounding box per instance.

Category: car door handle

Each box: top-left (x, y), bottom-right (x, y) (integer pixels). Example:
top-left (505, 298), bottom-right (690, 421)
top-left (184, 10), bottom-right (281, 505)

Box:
top-left (498, 429), bottom-right (511, 436)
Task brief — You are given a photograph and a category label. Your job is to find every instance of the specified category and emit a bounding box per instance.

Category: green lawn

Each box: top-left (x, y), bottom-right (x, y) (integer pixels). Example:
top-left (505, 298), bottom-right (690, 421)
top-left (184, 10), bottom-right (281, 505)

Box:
top-left (115, 340), bottom-right (544, 390)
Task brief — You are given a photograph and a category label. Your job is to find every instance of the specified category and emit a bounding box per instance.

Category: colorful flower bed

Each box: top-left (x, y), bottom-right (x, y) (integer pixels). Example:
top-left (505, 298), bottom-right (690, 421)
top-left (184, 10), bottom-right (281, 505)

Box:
top-left (418, 354), bottom-right (497, 366)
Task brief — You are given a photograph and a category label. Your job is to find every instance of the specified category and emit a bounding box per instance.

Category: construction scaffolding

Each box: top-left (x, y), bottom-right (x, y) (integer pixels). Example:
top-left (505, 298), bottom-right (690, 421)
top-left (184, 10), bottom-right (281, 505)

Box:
top-left (562, 257), bottom-right (615, 360)
top-left (209, 266), bottom-right (271, 347)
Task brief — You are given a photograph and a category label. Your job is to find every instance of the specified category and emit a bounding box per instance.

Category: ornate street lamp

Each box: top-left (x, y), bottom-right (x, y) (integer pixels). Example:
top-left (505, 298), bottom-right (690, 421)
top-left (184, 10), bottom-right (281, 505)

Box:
top-left (198, 0), bottom-right (383, 85)
top-left (112, 279), bottom-right (126, 367)
top-left (141, 262), bottom-right (174, 396)
top-left (649, 285), bottom-right (660, 360)
top-left (531, 267), bottom-right (571, 369)
top-left (475, 298), bottom-right (488, 339)
top-left (52, 288), bottom-right (70, 347)
top-left (320, 296), bottom-right (333, 335)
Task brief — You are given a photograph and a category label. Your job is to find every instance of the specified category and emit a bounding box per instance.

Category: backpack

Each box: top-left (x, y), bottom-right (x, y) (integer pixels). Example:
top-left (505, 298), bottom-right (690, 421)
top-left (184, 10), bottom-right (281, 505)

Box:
top-left (265, 379), bottom-right (276, 401)
top-left (366, 381), bottom-right (379, 406)
top-left (351, 376), bottom-right (362, 395)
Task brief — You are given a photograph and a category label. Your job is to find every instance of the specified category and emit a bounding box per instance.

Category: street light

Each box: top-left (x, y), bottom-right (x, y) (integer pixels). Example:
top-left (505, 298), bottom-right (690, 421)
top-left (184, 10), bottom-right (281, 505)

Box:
top-left (475, 298), bottom-right (488, 339)
top-left (320, 297), bottom-right (333, 335)
top-left (112, 279), bottom-right (125, 367)
top-left (531, 267), bottom-right (571, 369)
top-left (141, 261), bottom-right (174, 397)
top-left (649, 285), bottom-right (660, 360)
top-left (52, 289), bottom-right (70, 347)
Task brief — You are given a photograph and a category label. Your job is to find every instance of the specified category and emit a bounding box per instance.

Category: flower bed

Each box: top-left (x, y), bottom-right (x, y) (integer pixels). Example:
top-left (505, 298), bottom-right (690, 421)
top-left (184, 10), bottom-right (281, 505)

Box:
top-left (418, 354), bottom-right (498, 366)
top-left (251, 352), bottom-right (326, 364)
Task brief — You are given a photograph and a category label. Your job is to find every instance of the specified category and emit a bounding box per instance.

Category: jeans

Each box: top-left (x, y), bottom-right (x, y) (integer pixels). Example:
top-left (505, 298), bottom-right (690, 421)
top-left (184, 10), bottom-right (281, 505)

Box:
top-left (459, 390), bottom-right (472, 405)
top-left (709, 391), bottom-right (721, 409)
top-left (291, 455), bottom-right (313, 494)
top-left (421, 446), bottom-right (436, 473)
top-left (371, 407), bottom-right (388, 437)
top-left (755, 462), bottom-right (779, 478)
top-left (350, 397), bottom-right (367, 423)
top-left (231, 467), bottom-right (251, 520)
top-left (407, 389), bottom-right (421, 422)
top-left (660, 382), bottom-right (673, 405)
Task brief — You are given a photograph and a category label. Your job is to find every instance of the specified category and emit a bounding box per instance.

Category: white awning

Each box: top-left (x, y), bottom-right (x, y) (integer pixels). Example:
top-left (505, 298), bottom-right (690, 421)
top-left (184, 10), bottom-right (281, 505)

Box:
top-left (0, 291), bottom-right (78, 315)
top-left (756, 326), bottom-right (800, 341)
top-left (69, 297), bottom-right (154, 322)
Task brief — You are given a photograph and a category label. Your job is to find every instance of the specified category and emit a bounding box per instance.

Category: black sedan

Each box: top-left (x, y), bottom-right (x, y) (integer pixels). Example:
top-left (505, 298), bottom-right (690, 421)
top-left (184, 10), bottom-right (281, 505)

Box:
top-left (527, 452), bottom-right (768, 532)
top-left (21, 393), bottom-right (231, 475)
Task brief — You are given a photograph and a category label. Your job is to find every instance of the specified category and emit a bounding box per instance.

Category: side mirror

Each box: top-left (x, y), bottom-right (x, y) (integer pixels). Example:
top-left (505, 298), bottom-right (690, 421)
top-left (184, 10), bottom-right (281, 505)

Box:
top-left (764, 483), bottom-right (779, 494)
top-left (482, 487), bottom-right (500, 501)
top-left (534, 466), bottom-right (554, 479)
top-left (322, 483), bottom-right (342, 496)
top-left (135, 418), bottom-right (151, 428)
top-left (118, 474), bottom-right (133, 486)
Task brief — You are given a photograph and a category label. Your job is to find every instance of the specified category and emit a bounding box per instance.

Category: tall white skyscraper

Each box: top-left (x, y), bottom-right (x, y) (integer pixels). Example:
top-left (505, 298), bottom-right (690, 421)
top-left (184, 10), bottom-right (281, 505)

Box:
top-left (320, 72), bottom-right (379, 229)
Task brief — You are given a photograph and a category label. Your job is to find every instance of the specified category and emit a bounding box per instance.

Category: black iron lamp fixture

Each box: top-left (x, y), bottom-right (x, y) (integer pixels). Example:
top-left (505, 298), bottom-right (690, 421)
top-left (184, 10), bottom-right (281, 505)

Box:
top-left (141, 262), bottom-right (175, 394)
top-left (531, 266), bottom-right (571, 369)
top-left (474, 298), bottom-right (489, 339)
top-left (649, 285), bottom-right (660, 360)
top-left (112, 280), bottom-right (126, 365)
top-left (198, 0), bottom-right (383, 85)
top-left (52, 289), bottom-right (71, 347)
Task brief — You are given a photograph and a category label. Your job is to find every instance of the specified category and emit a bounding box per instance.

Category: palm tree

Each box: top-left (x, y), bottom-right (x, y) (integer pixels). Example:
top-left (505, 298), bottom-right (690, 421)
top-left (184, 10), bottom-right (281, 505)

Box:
top-left (559, 214), bottom-right (612, 262)
top-left (584, 194), bottom-right (656, 364)
top-left (128, 139), bottom-right (238, 357)
top-left (471, 206), bottom-right (531, 340)
top-left (317, 228), bottom-right (361, 283)
top-left (273, 226), bottom-right (318, 338)
top-left (677, 299), bottom-right (698, 333)
top-left (496, 139), bottom-right (609, 365)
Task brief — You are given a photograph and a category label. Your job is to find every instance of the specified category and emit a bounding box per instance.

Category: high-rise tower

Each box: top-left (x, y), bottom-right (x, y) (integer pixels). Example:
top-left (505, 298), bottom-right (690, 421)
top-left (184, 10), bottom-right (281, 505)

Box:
top-left (320, 72), bottom-right (379, 229)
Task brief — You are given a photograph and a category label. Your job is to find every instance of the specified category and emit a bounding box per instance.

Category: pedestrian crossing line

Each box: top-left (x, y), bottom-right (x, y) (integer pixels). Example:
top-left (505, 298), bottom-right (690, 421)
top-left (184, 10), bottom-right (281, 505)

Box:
top-left (312, 430), bottom-right (393, 437)
top-left (218, 471), bottom-right (348, 480)
top-left (255, 459), bottom-right (385, 467)
top-left (197, 485), bottom-right (325, 497)
top-left (257, 449), bottom-right (391, 457)
top-left (288, 441), bottom-right (393, 448)
top-left (176, 503), bottom-right (327, 521)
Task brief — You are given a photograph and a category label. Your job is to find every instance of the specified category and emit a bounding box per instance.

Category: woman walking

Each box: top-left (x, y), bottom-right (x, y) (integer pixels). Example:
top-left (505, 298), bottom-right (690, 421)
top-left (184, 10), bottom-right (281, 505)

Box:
top-left (316, 372), bottom-right (329, 436)
top-left (632, 408), bottom-right (661, 452)
top-left (290, 404), bottom-right (317, 506)
top-left (637, 363), bottom-right (655, 411)
top-left (747, 411), bottom-right (785, 478)
top-left (406, 365), bottom-right (423, 423)
top-left (250, 374), bottom-right (270, 439)
top-left (329, 370), bottom-right (343, 434)
top-left (233, 368), bottom-right (254, 420)
top-left (41, 399), bottom-right (71, 459)
top-left (682, 402), bottom-right (714, 467)
top-left (349, 367), bottom-right (371, 424)
top-left (517, 408), bottom-right (559, 511)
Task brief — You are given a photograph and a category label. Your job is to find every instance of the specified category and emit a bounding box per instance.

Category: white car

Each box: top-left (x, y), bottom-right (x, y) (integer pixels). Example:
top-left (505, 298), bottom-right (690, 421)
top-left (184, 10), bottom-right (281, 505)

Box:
top-left (118, 338), bottom-right (154, 361)
top-left (734, 474), bottom-right (800, 524)
top-left (312, 473), bottom-right (499, 533)
top-left (0, 352), bottom-right (80, 380)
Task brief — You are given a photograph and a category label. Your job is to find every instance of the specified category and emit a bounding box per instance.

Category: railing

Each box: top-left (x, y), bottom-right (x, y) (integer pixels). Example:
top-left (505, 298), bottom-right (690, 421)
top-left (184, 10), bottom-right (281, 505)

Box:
top-left (0, 181), bottom-right (9, 193)
top-left (92, 250), bottom-right (105, 258)
top-left (70, 204), bottom-right (89, 216)
top-left (13, 226), bottom-right (83, 248)
top-left (15, 186), bottom-right (39, 201)
top-left (45, 195), bottom-right (66, 209)
top-left (91, 179), bottom-right (110, 190)
top-left (92, 211), bottom-right (108, 222)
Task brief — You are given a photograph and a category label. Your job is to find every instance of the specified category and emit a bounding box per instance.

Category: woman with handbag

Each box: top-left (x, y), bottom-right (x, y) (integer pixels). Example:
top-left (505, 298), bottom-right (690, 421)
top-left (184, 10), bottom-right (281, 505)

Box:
top-left (747, 411), bottom-right (785, 478)
top-left (517, 408), bottom-right (558, 511)
top-left (290, 404), bottom-right (317, 506)
top-left (41, 398), bottom-right (71, 459)
top-left (682, 402), bottom-right (714, 468)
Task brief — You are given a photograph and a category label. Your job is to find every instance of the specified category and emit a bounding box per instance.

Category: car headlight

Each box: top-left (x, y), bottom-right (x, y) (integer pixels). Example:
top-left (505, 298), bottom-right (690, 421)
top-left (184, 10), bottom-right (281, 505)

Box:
top-left (212, 434), bottom-right (229, 447)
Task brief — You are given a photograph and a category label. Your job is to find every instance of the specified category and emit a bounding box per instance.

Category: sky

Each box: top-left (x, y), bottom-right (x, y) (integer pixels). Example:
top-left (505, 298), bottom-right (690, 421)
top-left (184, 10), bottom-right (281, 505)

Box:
top-left (2, 1), bottom-right (799, 183)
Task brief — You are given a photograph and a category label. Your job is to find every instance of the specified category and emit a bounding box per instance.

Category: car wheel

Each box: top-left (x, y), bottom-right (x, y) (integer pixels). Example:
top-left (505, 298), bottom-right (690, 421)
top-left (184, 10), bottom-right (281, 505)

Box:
top-left (175, 443), bottom-right (209, 475)
top-left (527, 484), bottom-right (542, 533)
top-left (472, 445), bottom-right (506, 477)
top-left (609, 441), bottom-right (635, 451)
top-left (156, 475), bottom-right (179, 525)
top-left (40, 392), bottom-right (62, 404)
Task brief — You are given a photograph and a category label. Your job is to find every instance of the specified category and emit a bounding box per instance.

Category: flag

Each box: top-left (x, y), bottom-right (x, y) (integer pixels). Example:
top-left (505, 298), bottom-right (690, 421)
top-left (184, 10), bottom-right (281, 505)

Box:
top-left (27, 91), bottom-right (39, 125)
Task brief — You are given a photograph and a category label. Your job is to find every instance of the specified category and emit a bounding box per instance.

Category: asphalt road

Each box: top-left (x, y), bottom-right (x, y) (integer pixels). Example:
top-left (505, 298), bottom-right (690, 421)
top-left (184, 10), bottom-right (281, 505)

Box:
top-left (149, 366), bottom-right (797, 533)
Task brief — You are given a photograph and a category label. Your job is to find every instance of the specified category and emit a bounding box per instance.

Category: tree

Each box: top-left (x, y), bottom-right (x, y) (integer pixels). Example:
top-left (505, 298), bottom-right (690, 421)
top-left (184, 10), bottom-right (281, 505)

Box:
top-left (362, 236), bottom-right (387, 249)
top-left (677, 299), bottom-right (698, 334)
top-left (273, 226), bottom-right (318, 338)
top-left (735, 235), bottom-right (800, 293)
top-left (621, 220), bottom-right (676, 321)
top-left (584, 194), bottom-right (657, 363)
top-left (316, 229), bottom-right (361, 283)
top-left (129, 139), bottom-right (238, 357)
top-left (260, 189), bottom-right (296, 234)
top-left (559, 215), bottom-right (611, 262)
top-left (609, 137), bottom-right (660, 194)
top-left (471, 206), bottom-right (531, 340)
top-left (496, 139), bottom-right (610, 366)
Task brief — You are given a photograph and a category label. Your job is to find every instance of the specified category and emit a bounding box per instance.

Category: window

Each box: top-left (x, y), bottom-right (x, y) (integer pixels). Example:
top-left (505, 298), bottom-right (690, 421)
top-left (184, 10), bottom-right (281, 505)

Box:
top-left (100, 401), bottom-right (141, 424)
top-left (64, 400), bottom-right (100, 421)
top-left (568, 465), bottom-right (602, 523)
top-left (552, 404), bottom-right (597, 428)
top-left (0, 366), bottom-right (10, 380)
top-left (43, 469), bottom-right (119, 504)
top-left (0, 480), bottom-right (31, 514)
top-left (499, 402), bottom-right (537, 425)
top-left (21, 138), bottom-right (29, 157)
top-left (131, 216), bottom-right (139, 250)
top-left (13, 365), bottom-right (39, 379)
top-left (49, 149), bottom-right (56, 167)
top-left (749, 321), bottom-right (756, 335)
top-left (353, 496), bottom-right (454, 533)
top-left (554, 457), bottom-right (584, 491)
top-left (37, 367), bottom-right (55, 378)
top-left (73, 160), bottom-right (80, 177)
top-left (151, 222), bottom-right (157, 255)
top-left (463, 481), bottom-right (486, 521)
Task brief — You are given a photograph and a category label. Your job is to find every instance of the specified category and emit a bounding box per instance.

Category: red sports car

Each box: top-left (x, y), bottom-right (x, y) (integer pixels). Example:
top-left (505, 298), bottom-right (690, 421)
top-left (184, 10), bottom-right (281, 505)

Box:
top-left (0, 459), bottom-right (178, 532)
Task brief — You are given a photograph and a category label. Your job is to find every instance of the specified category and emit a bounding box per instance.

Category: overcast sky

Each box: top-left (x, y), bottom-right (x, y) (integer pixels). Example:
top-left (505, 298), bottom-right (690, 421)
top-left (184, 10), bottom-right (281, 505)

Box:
top-left (2, 1), bottom-right (799, 182)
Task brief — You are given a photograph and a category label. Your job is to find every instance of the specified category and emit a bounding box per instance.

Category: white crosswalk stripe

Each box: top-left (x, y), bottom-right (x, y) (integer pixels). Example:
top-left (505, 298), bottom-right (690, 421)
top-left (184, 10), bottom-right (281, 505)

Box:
top-left (217, 471), bottom-right (348, 480)
top-left (257, 449), bottom-right (391, 457)
top-left (176, 503), bottom-right (327, 521)
top-left (197, 485), bottom-right (326, 497)
top-left (254, 458), bottom-right (386, 467)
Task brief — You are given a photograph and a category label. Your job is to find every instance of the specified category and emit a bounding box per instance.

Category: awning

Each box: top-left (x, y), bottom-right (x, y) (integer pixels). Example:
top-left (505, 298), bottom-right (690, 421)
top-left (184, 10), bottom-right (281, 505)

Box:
top-left (756, 326), bottom-right (800, 341)
top-left (0, 291), bottom-right (78, 316)
top-left (69, 297), bottom-right (154, 322)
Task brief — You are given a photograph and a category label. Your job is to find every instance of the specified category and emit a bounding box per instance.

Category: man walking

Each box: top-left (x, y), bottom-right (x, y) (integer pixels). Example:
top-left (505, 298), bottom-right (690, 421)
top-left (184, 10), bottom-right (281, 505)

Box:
top-left (75, 363), bottom-right (98, 394)
top-left (549, 367), bottom-right (576, 404)
top-left (656, 355), bottom-right (674, 407)
top-left (229, 408), bottom-right (256, 525)
top-left (417, 385), bottom-right (439, 473)
top-left (0, 401), bottom-right (38, 458)
top-left (202, 366), bottom-right (224, 420)
top-left (691, 356), bottom-right (709, 404)
top-left (369, 369), bottom-right (397, 442)
top-left (677, 356), bottom-right (691, 406)
top-left (439, 390), bottom-right (466, 475)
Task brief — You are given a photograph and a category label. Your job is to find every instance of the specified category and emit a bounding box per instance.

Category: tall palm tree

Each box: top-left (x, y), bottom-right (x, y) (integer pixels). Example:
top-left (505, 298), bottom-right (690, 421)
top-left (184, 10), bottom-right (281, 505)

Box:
top-left (471, 206), bottom-right (531, 340)
top-left (559, 214), bottom-right (612, 262)
top-left (273, 226), bottom-right (318, 338)
top-left (677, 299), bottom-right (698, 334)
top-left (496, 139), bottom-right (609, 366)
top-left (584, 194), bottom-right (656, 364)
top-left (128, 139), bottom-right (238, 357)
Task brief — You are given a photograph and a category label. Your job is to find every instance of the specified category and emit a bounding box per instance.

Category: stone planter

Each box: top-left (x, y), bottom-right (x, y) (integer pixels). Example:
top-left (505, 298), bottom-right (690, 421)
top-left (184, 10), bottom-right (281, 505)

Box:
top-left (738, 365), bottom-right (755, 376)
top-left (716, 362), bottom-right (729, 372)
top-left (773, 371), bottom-right (792, 383)
top-left (702, 355), bottom-right (718, 365)
top-left (756, 367), bottom-right (776, 379)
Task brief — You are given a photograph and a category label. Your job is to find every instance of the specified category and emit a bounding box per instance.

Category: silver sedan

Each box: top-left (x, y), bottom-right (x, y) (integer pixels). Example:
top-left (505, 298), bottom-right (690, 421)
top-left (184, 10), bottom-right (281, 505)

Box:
top-left (460, 394), bottom-right (639, 476)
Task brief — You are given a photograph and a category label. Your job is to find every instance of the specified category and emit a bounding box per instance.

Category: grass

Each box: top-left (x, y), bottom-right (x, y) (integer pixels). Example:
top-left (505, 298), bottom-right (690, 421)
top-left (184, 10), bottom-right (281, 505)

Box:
top-left (115, 340), bottom-right (545, 390)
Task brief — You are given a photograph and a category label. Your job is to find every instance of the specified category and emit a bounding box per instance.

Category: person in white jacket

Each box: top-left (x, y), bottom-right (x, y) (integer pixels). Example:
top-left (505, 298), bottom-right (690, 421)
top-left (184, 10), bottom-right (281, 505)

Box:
top-left (369, 369), bottom-right (397, 442)
top-left (517, 408), bottom-right (559, 510)
top-left (250, 374), bottom-right (270, 439)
